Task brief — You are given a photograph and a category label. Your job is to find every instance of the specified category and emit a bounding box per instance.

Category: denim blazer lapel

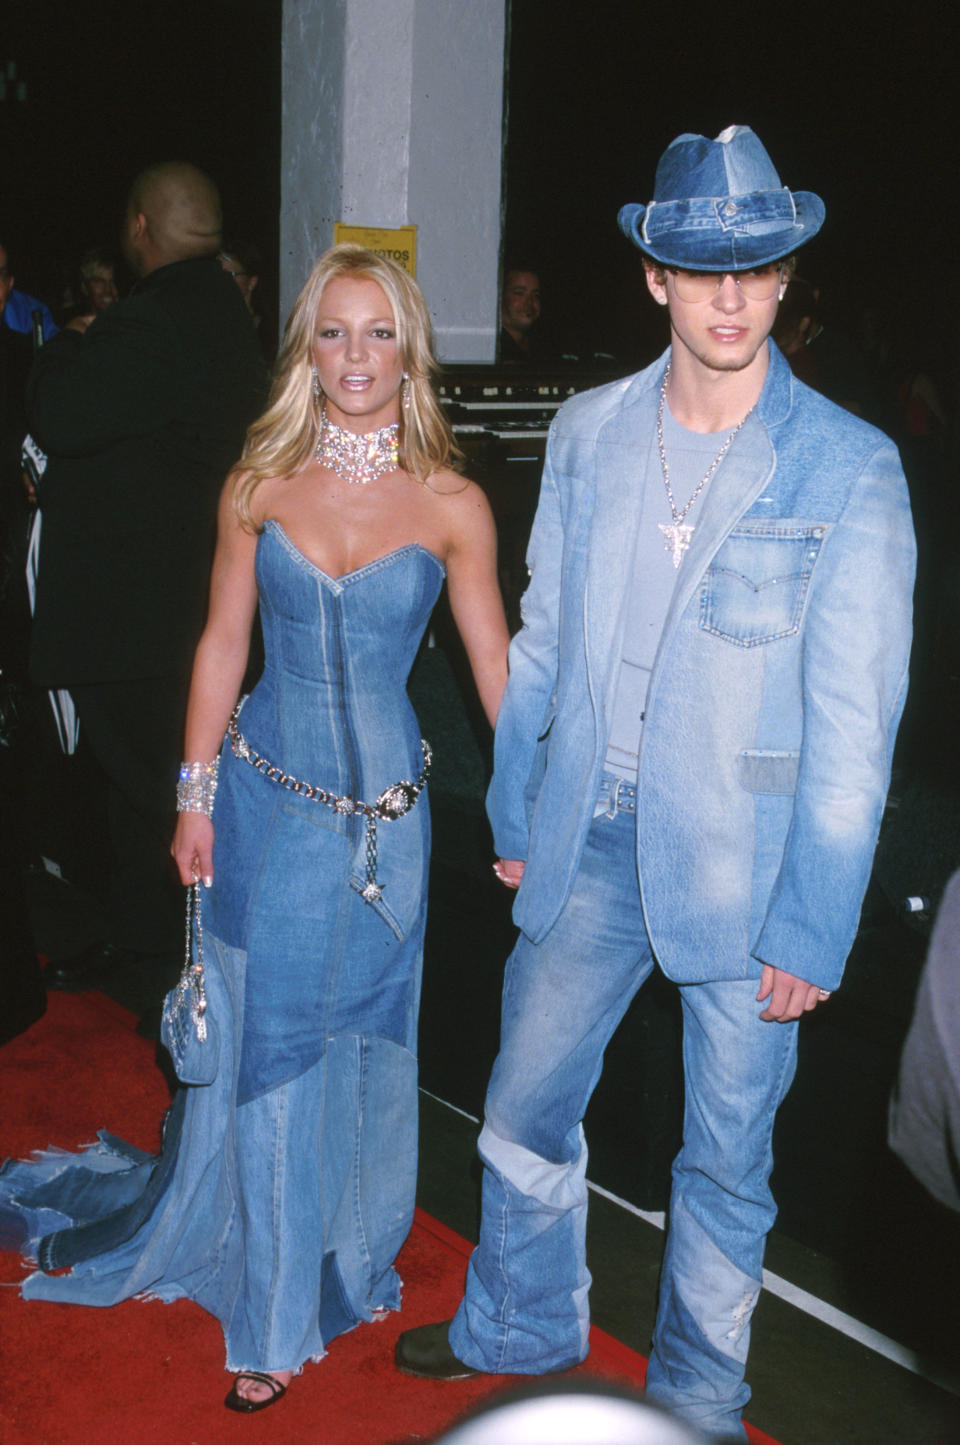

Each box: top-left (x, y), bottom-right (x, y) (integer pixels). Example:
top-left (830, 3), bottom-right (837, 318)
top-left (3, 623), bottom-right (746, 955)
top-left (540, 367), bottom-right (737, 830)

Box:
top-left (583, 369), bottom-right (662, 731)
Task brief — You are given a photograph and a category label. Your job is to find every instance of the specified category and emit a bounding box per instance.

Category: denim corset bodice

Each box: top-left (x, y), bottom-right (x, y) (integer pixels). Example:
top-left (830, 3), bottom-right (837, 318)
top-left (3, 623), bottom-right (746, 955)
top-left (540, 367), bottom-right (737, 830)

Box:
top-left (207, 522), bottom-right (445, 978)
top-left (240, 522), bottom-right (444, 798)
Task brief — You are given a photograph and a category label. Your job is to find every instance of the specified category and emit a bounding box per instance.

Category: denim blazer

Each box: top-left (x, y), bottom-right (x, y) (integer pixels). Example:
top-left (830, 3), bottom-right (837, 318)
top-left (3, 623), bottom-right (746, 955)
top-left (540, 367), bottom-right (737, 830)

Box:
top-left (487, 344), bottom-right (915, 992)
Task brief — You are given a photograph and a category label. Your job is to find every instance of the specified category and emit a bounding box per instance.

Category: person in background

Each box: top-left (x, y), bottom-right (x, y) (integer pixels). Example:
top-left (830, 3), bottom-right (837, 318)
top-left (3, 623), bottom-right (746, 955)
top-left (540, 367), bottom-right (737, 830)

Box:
top-left (0, 239), bottom-right (33, 476)
top-left (771, 274), bottom-right (821, 390)
top-left (890, 869), bottom-right (960, 1213)
top-left (432, 1382), bottom-right (707, 1444)
top-left (0, 239), bottom-right (58, 344)
top-left (63, 247), bottom-right (120, 327)
top-left (772, 275), bottom-right (875, 419)
top-left (220, 238), bottom-right (274, 357)
top-left (26, 162), bottom-right (266, 1003)
top-left (0, 232), bottom-right (46, 1043)
top-left (500, 266), bottom-right (547, 364)
top-left (219, 238), bottom-right (260, 319)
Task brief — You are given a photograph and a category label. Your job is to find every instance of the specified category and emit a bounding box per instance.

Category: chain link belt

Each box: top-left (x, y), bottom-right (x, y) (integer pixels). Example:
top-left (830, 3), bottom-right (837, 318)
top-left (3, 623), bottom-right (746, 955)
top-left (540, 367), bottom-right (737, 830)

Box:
top-left (227, 703), bottom-right (431, 905)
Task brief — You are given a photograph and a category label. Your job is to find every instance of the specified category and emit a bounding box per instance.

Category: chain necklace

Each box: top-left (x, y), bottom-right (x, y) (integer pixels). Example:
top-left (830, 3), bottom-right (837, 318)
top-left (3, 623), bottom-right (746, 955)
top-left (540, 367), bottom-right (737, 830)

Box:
top-left (315, 412), bottom-right (400, 485)
top-left (656, 365), bottom-right (753, 568)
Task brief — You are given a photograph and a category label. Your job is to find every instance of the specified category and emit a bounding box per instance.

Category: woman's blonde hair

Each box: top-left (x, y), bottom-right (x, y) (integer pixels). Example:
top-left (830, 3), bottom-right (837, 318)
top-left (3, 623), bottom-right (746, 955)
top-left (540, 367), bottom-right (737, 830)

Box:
top-left (234, 244), bottom-right (460, 525)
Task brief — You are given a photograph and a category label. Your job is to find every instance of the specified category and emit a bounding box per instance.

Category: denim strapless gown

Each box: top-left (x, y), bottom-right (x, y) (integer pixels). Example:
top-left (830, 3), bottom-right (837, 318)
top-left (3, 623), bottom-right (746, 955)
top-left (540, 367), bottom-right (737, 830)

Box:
top-left (0, 523), bottom-right (445, 1374)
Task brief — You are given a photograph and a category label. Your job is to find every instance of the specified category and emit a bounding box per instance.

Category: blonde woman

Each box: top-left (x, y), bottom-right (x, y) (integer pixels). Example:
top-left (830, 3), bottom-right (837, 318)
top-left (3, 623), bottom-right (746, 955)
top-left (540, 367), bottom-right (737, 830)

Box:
top-left (1, 247), bottom-right (509, 1412)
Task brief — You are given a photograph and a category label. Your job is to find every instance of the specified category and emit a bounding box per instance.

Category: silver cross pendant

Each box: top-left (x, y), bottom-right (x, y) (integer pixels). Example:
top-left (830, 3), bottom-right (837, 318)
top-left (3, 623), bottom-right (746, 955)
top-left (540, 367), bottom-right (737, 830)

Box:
top-left (659, 520), bottom-right (694, 569)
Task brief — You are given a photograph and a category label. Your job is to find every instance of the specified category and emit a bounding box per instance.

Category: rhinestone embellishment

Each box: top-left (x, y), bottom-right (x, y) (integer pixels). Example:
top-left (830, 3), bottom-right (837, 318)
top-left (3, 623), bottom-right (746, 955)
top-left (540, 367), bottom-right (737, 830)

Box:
top-left (315, 413), bottom-right (400, 485)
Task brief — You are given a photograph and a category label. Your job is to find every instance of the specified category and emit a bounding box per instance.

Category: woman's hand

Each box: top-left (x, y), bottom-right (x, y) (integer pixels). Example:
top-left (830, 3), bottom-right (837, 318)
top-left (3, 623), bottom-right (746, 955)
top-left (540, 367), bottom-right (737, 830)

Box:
top-left (493, 858), bottom-right (524, 890)
top-left (171, 812), bottom-right (215, 887)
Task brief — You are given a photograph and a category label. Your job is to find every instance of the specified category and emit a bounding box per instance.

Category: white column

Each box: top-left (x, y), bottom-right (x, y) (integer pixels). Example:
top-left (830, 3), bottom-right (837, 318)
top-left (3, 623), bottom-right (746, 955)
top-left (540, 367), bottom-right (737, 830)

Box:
top-left (281, 0), bottom-right (506, 361)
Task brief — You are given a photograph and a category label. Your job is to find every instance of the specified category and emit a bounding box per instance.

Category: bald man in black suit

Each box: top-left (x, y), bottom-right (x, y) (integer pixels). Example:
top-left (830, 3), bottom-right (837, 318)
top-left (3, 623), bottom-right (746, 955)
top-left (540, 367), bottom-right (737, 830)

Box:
top-left (28, 163), bottom-right (266, 994)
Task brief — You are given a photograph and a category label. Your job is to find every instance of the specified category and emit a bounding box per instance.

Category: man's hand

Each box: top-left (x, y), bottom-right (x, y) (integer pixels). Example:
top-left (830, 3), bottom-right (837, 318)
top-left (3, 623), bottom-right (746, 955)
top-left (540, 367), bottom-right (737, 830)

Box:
top-left (756, 964), bottom-right (831, 1022)
top-left (493, 858), bottom-right (525, 890)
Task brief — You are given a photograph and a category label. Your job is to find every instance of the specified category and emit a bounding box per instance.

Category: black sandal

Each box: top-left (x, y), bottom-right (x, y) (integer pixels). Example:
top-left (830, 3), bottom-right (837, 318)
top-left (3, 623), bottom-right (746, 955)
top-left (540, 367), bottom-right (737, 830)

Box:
top-left (224, 1370), bottom-right (289, 1413)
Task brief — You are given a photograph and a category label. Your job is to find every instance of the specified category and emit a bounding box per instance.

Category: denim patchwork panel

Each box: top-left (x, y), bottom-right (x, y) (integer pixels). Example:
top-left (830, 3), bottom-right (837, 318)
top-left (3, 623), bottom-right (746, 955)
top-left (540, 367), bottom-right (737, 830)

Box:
top-left (699, 524), bottom-right (827, 646)
top-left (738, 748), bottom-right (801, 794)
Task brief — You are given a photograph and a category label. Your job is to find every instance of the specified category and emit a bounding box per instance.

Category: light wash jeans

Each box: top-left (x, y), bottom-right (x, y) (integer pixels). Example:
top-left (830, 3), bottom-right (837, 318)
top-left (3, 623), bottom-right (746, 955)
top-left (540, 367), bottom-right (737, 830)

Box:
top-left (449, 785), bottom-right (799, 1440)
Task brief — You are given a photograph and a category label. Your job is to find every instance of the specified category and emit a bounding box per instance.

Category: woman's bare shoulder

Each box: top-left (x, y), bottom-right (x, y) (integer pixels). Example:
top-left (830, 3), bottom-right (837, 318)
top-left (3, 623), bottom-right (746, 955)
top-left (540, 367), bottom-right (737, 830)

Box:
top-left (424, 467), bottom-right (494, 503)
top-left (238, 468), bottom-right (295, 529)
top-left (417, 464), bottom-right (471, 496)
top-left (422, 471), bottom-right (497, 557)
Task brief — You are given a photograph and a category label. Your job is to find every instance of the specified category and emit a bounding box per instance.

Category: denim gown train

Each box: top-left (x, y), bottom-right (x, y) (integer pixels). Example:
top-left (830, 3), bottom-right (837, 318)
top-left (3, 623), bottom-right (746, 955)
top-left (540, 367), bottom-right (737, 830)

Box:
top-left (0, 522), bottom-right (445, 1374)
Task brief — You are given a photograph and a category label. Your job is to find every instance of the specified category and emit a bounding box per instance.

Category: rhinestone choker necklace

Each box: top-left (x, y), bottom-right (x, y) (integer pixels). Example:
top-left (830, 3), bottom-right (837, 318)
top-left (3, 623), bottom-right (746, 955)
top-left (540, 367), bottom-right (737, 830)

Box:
top-left (315, 413), bottom-right (400, 485)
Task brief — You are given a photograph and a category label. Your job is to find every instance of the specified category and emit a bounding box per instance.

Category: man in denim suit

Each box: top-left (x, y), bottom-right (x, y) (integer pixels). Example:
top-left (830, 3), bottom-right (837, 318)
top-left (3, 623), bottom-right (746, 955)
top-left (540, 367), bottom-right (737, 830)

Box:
top-left (398, 127), bottom-right (915, 1439)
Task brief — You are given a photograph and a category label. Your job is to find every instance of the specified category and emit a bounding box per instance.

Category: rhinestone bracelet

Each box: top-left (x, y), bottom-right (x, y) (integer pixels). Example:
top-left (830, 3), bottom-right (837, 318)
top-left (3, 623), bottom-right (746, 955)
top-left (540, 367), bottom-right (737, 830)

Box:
top-left (176, 758), bottom-right (221, 817)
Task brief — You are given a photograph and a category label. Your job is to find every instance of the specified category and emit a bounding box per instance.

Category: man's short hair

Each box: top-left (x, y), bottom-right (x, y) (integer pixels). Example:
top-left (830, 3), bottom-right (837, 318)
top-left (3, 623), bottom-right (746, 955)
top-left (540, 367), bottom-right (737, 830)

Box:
top-left (502, 263), bottom-right (541, 290)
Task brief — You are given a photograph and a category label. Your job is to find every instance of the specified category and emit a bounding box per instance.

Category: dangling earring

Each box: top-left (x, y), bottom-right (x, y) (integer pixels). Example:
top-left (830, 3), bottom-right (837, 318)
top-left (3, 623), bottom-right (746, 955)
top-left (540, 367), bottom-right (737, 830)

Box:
top-left (401, 372), bottom-right (411, 412)
top-left (311, 365), bottom-right (321, 404)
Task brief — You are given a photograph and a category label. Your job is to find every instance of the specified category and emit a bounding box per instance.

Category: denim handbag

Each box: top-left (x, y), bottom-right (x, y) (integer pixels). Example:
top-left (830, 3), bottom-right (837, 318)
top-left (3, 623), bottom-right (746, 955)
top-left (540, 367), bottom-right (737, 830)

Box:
top-left (160, 882), bottom-right (220, 1085)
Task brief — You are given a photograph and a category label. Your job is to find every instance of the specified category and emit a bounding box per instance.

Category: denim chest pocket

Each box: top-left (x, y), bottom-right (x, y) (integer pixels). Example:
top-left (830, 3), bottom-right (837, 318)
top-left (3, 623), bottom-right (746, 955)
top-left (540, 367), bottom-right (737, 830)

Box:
top-left (699, 524), bottom-right (827, 647)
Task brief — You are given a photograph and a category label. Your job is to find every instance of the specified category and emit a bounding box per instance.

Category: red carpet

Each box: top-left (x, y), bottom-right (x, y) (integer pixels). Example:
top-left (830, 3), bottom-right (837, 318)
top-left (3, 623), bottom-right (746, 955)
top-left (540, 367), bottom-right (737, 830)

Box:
top-left (0, 992), bottom-right (780, 1443)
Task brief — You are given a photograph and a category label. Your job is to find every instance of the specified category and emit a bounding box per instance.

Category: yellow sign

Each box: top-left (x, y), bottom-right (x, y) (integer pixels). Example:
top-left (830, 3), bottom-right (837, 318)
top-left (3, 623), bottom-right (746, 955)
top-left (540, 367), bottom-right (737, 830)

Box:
top-left (334, 224), bottom-right (417, 277)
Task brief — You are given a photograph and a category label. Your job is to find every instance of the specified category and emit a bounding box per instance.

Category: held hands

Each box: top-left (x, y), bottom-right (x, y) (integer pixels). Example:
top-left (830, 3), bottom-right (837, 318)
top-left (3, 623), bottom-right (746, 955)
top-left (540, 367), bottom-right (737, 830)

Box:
top-left (757, 963), bottom-right (831, 1022)
top-left (171, 812), bottom-right (215, 888)
top-left (493, 858), bottom-right (525, 890)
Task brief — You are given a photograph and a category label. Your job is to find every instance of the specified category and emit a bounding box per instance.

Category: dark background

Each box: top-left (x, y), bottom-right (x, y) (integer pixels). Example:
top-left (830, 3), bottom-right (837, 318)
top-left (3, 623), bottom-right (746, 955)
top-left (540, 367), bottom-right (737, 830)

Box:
top-left (3, 0), bottom-right (283, 310)
top-left (6, 0), bottom-right (960, 1383)
top-left (3, 0), bottom-right (956, 362)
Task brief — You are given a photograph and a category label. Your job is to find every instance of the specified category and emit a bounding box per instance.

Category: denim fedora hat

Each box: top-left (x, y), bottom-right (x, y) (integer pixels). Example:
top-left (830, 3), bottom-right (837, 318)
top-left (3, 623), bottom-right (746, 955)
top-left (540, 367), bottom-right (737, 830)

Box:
top-left (618, 125), bottom-right (825, 269)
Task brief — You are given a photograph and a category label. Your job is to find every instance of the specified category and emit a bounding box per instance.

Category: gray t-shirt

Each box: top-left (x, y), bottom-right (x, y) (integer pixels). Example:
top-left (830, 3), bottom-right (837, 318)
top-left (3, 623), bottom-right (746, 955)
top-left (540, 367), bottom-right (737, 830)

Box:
top-left (604, 403), bottom-right (735, 781)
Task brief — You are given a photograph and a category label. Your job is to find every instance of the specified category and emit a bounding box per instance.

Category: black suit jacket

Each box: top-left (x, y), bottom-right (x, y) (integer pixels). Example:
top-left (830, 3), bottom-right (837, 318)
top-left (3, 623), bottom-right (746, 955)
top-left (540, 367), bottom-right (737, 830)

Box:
top-left (1, 322), bottom-right (36, 681)
top-left (27, 257), bottom-right (267, 685)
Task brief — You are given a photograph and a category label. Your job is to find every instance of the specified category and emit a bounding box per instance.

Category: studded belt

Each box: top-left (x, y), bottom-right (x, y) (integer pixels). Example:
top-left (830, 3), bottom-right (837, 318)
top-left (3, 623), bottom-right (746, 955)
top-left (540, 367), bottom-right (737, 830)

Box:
top-left (597, 774), bottom-right (637, 815)
top-left (227, 703), bottom-right (431, 904)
